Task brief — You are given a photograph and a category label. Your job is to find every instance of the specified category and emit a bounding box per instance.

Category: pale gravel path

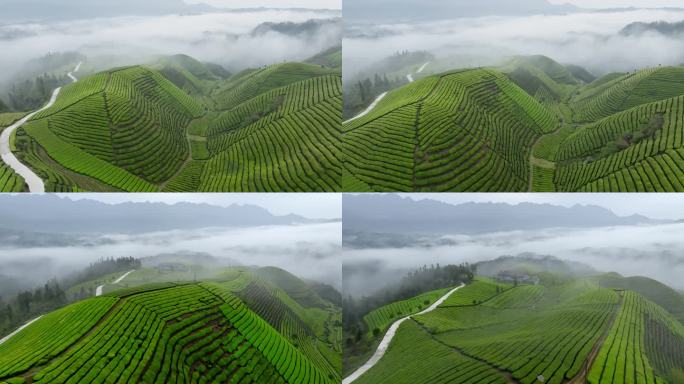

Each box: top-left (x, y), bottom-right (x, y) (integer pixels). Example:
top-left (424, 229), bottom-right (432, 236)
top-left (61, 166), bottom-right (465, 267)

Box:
top-left (95, 270), bottom-right (135, 297)
top-left (344, 61), bottom-right (430, 124)
top-left (343, 92), bottom-right (388, 124)
top-left (343, 283), bottom-right (465, 384)
top-left (0, 61), bottom-right (82, 193)
top-left (0, 316), bottom-right (44, 346)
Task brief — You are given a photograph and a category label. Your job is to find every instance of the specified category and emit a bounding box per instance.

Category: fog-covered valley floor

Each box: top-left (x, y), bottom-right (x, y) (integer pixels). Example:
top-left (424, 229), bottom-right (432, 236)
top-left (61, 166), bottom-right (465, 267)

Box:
top-left (344, 222), bottom-right (684, 297)
top-left (344, 8), bottom-right (684, 80)
top-left (0, 222), bottom-right (341, 291)
top-left (0, 8), bottom-right (341, 85)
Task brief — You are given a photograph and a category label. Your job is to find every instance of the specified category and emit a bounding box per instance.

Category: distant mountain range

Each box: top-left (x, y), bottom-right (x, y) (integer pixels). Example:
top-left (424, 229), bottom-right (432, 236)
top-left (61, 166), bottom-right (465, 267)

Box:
top-left (0, 195), bottom-right (323, 234)
top-left (620, 20), bottom-right (684, 37)
top-left (344, 0), bottom-right (579, 23)
top-left (252, 18), bottom-right (342, 38)
top-left (344, 194), bottom-right (665, 236)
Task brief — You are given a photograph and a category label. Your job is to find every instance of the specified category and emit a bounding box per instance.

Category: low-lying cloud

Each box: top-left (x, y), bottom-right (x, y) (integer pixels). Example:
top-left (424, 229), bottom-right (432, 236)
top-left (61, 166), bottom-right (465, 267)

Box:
top-left (0, 222), bottom-right (342, 291)
top-left (344, 223), bottom-right (684, 297)
top-left (344, 8), bottom-right (684, 81)
top-left (0, 9), bottom-right (340, 85)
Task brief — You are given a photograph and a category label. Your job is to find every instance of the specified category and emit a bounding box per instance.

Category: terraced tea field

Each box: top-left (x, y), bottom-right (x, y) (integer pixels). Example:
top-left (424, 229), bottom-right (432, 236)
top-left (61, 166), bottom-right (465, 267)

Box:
top-left (7, 54), bottom-right (341, 192)
top-left (0, 267), bottom-right (342, 384)
top-left (343, 56), bottom-right (684, 192)
top-left (346, 275), bottom-right (684, 384)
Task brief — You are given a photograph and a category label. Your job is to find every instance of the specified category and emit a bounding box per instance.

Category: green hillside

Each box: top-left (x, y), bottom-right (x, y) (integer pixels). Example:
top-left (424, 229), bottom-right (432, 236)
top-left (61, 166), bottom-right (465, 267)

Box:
top-left (343, 55), bottom-right (684, 192)
top-left (0, 267), bottom-right (341, 384)
top-left (12, 54), bottom-right (341, 192)
top-left (305, 46), bottom-right (342, 69)
top-left (349, 275), bottom-right (684, 384)
top-left (343, 68), bottom-right (557, 192)
top-left (362, 287), bottom-right (451, 336)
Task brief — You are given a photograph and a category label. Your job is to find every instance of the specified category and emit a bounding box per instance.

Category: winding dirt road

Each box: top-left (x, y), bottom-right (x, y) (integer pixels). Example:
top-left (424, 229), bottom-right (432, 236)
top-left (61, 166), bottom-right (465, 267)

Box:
top-left (0, 266), bottom-right (133, 346)
top-left (407, 62), bottom-right (430, 83)
top-left (95, 270), bottom-right (136, 297)
top-left (343, 92), bottom-right (388, 124)
top-left (344, 61), bottom-right (431, 124)
top-left (0, 316), bottom-right (44, 346)
top-left (343, 283), bottom-right (465, 384)
top-left (0, 61), bottom-right (82, 193)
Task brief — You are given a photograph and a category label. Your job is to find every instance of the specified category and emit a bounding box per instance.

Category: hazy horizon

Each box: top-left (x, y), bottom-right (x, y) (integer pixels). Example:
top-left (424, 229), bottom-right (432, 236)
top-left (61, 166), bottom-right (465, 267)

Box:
top-left (0, 8), bottom-right (341, 89)
top-left (53, 193), bottom-right (341, 220)
top-left (344, 194), bottom-right (684, 296)
top-left (344, 4), bottom-right (684, 81)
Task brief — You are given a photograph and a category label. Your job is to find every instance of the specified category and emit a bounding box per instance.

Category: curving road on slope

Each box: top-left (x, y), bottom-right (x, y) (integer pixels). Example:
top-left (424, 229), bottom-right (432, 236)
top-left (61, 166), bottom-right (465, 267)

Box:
top-left (0, 61), bottom-right (82, 193)
top-left (0, 316), bottom-right (44, 346)
top-left (95, 269), bottom-right (136, 297)
top-left (343, 283), bottom-right (465, 384)
top-left (343, 92), bottom-right (388, 124)
top-left (344, 61), bottom-right (431, 124)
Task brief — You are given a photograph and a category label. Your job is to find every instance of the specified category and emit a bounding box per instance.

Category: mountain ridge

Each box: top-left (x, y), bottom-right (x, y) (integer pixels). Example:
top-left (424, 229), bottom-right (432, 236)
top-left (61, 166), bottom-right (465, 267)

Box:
top-left (343, 194), bottom-right (666, 235)
top-left (0, 194), bottom-right (334, 234)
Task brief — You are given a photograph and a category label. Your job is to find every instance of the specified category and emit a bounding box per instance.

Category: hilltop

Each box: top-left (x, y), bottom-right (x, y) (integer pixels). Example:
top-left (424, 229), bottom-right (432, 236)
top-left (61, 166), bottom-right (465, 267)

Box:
top-left (343, 55), bottom-right (684, 192)
top-left (5, 51), bottom-right (341, 192)
top-left (0, 266), bottom-right (342, 384)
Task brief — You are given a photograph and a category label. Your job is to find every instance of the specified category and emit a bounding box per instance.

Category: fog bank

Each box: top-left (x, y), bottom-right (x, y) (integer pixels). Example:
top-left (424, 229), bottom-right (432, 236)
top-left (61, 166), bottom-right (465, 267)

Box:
top-left (0, 9), bottom-right (341, 85)
top-left (344, 223), bottom-right (684, 296)
top-left (344, 8), bottom-right (684, 81)
top-left (0, 222), bottom-right (342, 291)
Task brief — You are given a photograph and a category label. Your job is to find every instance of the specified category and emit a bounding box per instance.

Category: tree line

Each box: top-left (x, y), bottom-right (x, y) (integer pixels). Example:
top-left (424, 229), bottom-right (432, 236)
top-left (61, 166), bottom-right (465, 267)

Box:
top-left (343, 263), bottom-right (474, 359)
top-left (0, 257), bottom-right (140, 337)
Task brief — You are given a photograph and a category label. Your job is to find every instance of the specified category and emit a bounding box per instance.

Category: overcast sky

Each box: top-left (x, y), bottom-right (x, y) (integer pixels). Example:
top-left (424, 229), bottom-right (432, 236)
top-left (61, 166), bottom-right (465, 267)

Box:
top-left (183, 0), bottom-right (340, 9)
top-left (57, 193), bottom-right (341, 220)
top-left (397, 193), bottom-right (684, 221)
top-left (548, 0), bottom-right (684, 8)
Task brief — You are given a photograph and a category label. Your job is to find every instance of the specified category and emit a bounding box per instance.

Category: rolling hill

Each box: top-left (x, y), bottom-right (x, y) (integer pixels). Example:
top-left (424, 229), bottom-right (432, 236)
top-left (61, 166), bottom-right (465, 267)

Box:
top-left (0, 266), bottom-right (342, 384)
top-left (347, 271), bottom-right (684, 384)
top-left (10, 52), bottom-right (341, 192)
top-left (343, 55), bottom-right (684, 192)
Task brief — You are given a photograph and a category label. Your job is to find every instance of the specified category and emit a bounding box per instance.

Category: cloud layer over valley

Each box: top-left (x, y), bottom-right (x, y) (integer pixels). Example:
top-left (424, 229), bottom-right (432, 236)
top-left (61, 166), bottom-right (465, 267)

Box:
top-left (0, 9), bottom-right (341, 85)
top-left (345, 8), bottom-right (684, 80)
top-left (344, 223), bottom-right (684, 296)
top-left (0, 222), bottom-right (342, 292)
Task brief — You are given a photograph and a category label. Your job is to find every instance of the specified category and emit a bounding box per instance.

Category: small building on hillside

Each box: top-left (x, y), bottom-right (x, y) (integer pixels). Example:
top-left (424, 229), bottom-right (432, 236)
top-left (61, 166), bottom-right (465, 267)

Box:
top-left (495, 271), bottom-right (540, 285)
top-left (156, 263), bottom-right (189, 273)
